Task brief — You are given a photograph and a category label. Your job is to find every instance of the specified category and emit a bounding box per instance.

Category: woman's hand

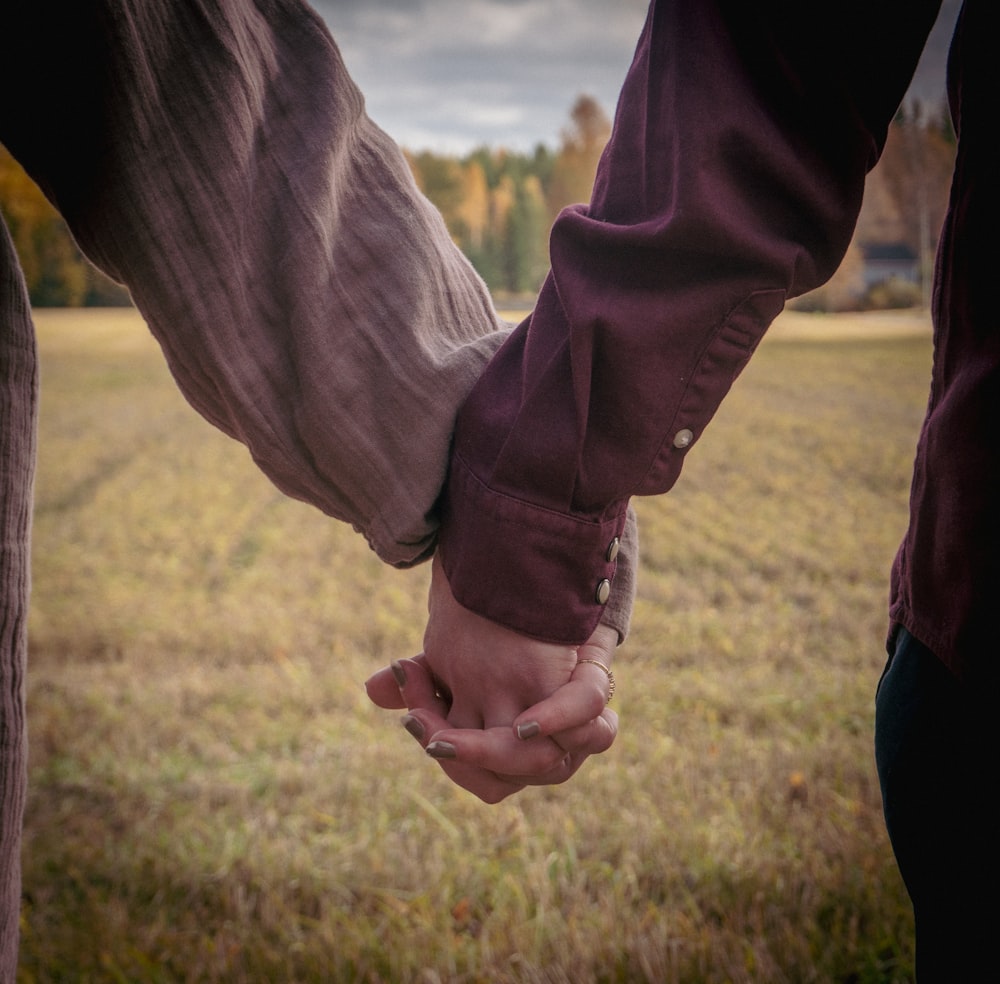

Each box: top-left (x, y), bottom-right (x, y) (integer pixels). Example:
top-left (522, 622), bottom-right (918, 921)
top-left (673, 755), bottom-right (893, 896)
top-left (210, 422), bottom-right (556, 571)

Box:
top-left (365, 555), bottom-right (619, 803)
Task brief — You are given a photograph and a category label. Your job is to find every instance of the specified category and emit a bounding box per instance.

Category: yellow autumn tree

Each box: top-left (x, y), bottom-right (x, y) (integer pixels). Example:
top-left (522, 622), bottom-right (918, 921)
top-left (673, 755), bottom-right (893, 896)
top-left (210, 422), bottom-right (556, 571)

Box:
top-left (546, 95), bottom-right (611, 218)
top-left (456, 158), bottom-right (490, 252)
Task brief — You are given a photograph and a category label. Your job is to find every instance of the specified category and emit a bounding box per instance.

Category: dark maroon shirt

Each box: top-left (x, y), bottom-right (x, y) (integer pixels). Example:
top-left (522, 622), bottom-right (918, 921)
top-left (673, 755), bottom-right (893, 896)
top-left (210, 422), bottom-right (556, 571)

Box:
top-left (441, 0), bottom-right (991, 687)
top-left (888, 0), bottom-right (997, 684)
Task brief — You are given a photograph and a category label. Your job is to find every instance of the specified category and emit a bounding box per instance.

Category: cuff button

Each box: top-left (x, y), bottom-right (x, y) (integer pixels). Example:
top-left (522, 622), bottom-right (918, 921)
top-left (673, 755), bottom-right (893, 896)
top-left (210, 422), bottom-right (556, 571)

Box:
top-left (595, 578), bottom-right (612, 605)
top-left (606, 537), bottom-right (621, 563)
top-left (673, 428), bottom-right (694, 449)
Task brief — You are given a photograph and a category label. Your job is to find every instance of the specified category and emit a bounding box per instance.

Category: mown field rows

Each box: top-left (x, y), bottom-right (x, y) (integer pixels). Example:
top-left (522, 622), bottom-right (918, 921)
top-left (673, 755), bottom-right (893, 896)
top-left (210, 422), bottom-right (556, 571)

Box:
top-left (19, 307), bottom-right (932, 982)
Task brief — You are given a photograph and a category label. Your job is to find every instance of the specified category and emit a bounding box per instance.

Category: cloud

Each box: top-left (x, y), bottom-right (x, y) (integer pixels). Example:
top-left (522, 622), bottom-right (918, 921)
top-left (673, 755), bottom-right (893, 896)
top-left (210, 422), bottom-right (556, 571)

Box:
top-left (310, 0), bottom-right (960, 155)
top-left (311, 0), bottom-right (648, 153)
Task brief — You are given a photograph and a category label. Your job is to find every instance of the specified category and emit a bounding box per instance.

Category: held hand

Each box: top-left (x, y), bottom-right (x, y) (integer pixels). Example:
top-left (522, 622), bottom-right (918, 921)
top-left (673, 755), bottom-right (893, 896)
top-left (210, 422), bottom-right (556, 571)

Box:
top-left (365, 555), bottom-right (619, 803)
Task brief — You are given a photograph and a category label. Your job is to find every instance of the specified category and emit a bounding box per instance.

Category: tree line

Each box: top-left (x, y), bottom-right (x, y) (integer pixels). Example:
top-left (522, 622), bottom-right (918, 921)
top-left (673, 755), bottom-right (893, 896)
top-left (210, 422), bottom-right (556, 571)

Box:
top-left (1, 95), bottom-right (954, 310)
top-left (406, 94), bottom-right (611, 301)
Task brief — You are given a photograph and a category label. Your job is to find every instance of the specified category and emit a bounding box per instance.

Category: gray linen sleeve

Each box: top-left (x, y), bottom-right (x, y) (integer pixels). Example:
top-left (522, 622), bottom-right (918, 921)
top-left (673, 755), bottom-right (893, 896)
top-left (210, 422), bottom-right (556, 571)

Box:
top-left (0, 214), bottom-right (35, 983)
top-left (2, 0), bottom-right (505, 566)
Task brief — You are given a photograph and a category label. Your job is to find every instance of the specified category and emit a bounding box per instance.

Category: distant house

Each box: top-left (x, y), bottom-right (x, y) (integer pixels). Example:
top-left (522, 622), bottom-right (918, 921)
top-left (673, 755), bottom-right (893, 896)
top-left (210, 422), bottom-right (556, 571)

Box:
top-left (861, 242), bottom-right (919, 289)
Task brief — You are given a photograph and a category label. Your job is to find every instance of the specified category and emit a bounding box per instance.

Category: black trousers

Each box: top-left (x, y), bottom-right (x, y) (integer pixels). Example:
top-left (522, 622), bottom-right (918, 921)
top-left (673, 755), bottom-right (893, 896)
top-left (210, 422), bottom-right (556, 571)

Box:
top-left (875, 627), bottom-right (999, 982)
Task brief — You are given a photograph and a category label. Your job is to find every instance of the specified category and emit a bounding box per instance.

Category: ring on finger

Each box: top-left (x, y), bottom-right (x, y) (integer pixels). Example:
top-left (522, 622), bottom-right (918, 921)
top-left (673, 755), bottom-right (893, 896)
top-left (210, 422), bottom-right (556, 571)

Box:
top-left (577, 658), bottom-right (616, 704)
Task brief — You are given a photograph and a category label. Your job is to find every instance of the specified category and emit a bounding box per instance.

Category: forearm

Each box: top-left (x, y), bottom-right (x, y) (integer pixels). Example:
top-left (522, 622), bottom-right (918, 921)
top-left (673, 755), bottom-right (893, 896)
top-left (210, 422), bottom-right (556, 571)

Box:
top-left (0, 0), bottom-right (507, 568)
top-left (441, 0), bottom-right (942, 643)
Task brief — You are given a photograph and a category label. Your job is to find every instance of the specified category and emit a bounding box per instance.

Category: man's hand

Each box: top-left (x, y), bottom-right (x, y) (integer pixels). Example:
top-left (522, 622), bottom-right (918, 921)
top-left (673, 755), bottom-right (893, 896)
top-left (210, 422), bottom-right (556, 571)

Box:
top-left (365, 555), bottom-right (618, 803)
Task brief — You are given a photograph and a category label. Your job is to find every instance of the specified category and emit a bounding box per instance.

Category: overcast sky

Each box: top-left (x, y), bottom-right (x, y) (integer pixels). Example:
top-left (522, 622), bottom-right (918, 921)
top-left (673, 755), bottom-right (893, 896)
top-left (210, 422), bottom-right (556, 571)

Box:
top-left (312, 0), bottom-right (963, 155)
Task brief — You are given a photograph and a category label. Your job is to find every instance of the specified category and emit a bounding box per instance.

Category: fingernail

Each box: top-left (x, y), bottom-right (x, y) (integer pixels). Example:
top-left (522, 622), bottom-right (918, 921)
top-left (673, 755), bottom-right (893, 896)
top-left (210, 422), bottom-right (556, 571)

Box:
top-left (390, 660), bottom-right (407, 689)
top-left (426, 741), bottom-right (457, 760)
top-left (401, 714), bottom-right (425, 741)
top-left (516, 721), bottom-right (541, 741)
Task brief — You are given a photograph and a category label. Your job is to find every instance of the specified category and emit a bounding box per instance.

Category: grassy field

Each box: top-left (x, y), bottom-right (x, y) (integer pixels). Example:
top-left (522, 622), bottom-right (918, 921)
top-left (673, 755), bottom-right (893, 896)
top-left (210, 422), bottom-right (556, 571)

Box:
top-left (18, 307), bottom-right (932, 983)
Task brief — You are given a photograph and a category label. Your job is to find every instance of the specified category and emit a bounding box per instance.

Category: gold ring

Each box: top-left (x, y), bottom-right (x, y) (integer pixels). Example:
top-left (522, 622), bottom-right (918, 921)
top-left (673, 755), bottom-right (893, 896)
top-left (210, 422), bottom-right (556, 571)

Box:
top-left (577, 658), bottom-right (616, 703)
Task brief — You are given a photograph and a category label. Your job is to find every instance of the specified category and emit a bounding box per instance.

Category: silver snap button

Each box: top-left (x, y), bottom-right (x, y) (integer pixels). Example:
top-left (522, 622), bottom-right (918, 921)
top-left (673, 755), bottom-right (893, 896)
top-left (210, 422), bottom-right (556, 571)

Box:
top-left (673, 428), bottom-right (694, 449)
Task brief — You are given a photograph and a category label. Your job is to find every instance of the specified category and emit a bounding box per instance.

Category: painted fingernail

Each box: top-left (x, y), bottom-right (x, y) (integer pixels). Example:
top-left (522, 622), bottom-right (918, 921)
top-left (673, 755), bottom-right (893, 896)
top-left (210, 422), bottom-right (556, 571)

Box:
top-left (401, 714), bottom-right (425, 741)
top-left (426, 741), bottom-right (457, 760)
top-left (516, 721), bottom-right (541, 741)
top-left (390, 660), bottom-right (407, 689)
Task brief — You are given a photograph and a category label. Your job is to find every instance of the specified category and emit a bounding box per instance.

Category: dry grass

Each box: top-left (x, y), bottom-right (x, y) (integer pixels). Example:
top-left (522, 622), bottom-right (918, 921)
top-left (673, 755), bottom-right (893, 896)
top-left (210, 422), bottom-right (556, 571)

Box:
top-left (18, 307), bottom-right (931, 983)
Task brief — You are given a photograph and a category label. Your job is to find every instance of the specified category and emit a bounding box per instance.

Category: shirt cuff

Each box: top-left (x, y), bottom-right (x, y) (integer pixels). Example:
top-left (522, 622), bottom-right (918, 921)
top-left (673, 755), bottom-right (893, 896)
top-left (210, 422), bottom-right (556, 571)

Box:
top-left (438, 451), bottom-right (630, 645)
top-left (600, 503), bottom-right (638, 644)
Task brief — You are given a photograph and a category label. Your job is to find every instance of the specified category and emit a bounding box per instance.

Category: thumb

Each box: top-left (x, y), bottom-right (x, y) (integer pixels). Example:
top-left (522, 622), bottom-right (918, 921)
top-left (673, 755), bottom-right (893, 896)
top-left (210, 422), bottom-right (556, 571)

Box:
top-left (364, 665), bottom-right (407, 710)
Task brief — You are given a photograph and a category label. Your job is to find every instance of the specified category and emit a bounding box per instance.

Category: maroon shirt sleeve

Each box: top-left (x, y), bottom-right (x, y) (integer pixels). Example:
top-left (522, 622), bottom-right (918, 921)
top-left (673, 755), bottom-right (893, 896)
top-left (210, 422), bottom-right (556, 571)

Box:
top-left (439, 0), bottom-right (943, 644)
